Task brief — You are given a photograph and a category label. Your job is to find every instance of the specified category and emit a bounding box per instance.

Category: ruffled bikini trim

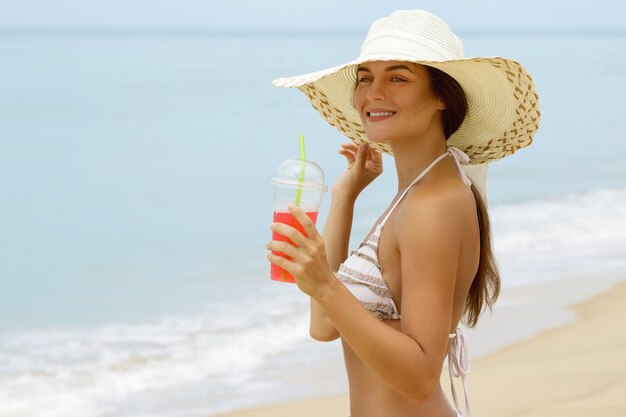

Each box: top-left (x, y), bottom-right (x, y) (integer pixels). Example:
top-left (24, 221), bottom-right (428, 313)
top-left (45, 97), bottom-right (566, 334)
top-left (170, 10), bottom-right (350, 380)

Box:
top-left (359, 241), bottom-right (379, 252)
top-left (349, 250), bottom-right (384, 272)
top-left (335, 268), bottom-right (392, 299)
top-left (362, 301), bottom-right (401, 320)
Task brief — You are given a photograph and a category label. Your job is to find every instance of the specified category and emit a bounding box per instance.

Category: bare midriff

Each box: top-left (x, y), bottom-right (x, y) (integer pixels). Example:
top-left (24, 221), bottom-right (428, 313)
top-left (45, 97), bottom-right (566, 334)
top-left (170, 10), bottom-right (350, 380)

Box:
top-left (341, 319), bottom-right (458, 417)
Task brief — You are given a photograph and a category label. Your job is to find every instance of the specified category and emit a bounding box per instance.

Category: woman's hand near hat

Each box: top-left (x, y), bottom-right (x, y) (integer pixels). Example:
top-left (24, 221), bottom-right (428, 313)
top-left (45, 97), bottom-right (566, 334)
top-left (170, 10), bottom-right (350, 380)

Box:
top-left (333, 142), bottom-right (382, 201)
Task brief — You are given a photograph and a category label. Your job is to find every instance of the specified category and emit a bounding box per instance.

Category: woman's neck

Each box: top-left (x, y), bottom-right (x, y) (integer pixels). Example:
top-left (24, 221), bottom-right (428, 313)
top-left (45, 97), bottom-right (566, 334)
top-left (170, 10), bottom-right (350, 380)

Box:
top-left (390, 133), bottom-right (448, 192)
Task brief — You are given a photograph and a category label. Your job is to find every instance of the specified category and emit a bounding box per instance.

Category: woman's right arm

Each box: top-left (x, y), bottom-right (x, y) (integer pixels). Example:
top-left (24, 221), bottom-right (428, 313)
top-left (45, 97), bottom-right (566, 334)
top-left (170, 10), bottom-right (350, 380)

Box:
top-left (309, 142), bottom-right (382, 341)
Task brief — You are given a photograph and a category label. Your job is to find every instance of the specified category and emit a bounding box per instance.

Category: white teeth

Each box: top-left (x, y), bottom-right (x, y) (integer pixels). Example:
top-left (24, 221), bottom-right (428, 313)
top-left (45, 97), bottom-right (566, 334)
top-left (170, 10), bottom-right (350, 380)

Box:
top-left (369, 112), bottom-right (394, 117)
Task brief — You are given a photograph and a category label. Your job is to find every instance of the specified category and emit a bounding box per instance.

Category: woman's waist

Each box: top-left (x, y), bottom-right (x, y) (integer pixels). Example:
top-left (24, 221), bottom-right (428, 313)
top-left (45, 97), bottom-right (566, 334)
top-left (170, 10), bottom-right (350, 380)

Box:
top-left (341, 338), bottom-right (457, 417)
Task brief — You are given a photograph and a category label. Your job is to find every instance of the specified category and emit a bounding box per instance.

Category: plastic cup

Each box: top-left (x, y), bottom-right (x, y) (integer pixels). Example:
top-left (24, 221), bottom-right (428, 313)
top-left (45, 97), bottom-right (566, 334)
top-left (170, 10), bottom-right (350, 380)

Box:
top-left (270, 159), bottom-right (326, 283)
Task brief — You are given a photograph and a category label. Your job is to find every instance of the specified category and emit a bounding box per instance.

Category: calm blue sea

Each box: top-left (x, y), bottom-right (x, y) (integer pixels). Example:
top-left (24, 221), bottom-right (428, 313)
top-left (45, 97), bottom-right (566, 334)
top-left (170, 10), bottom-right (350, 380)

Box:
top-left (1, 29), bottom-right (626, 417)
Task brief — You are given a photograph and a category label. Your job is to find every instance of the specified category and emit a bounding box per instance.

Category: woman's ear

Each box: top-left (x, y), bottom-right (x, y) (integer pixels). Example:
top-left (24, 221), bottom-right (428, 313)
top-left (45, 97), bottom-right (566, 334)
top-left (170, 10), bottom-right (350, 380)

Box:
top-left (435, 97), bottom-right (446, 111)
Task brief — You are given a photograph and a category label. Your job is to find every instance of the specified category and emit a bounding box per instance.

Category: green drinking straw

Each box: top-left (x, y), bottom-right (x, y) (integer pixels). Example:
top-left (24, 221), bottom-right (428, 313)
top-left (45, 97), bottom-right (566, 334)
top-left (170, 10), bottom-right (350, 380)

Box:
top-left (294, 134), bottom-right (306, 207)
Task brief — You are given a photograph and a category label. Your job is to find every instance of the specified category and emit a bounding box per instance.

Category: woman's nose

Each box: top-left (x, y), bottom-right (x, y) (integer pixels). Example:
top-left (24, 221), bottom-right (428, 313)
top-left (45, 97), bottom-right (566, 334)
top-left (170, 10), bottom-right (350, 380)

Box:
top-left (366, 80), bottom-right (386, 101)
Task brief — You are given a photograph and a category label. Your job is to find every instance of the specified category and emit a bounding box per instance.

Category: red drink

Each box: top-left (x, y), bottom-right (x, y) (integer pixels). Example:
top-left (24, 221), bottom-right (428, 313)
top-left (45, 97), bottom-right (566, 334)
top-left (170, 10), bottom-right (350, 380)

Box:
top-left (271, 210), bottom-right (319, 283)
top-left (270, 157), bottom-right (326, 283)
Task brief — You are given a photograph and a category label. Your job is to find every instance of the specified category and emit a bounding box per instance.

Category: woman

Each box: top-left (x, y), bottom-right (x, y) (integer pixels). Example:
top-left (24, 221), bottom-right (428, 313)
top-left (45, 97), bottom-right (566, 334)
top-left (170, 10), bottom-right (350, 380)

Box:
top-left (267, 10), bottom-right (540, 417)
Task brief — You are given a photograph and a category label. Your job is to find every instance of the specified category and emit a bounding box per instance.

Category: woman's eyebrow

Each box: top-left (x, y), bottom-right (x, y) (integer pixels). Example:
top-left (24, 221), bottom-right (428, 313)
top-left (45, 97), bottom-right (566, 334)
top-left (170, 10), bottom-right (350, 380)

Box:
top-left (357, 65), bottom-right (414, 73)
top-left (385, 65), bottom-right (414, 73)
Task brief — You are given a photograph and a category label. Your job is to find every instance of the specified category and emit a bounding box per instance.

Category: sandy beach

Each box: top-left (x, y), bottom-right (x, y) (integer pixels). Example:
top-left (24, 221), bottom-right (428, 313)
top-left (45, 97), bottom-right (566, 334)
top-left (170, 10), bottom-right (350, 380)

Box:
top-left (215, 275), bottom-right (626, 417)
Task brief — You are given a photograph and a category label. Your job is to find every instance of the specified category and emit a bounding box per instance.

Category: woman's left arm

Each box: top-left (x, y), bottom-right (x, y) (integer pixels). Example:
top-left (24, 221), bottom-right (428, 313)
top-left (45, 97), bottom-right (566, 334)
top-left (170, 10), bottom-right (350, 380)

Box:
top-left (267, 194), bottom-right (465, 404)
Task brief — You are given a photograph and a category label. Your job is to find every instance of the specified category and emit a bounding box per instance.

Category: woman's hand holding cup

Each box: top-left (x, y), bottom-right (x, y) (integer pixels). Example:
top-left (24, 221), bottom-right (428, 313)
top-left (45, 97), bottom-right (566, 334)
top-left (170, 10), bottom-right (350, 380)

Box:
top-left (267, 204), bottom-right (334, 298)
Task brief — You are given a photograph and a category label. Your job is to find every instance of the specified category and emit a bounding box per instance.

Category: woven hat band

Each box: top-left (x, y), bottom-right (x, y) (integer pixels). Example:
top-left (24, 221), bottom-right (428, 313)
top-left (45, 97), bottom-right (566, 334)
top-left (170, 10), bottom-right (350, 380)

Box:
top-left (360, 32), bottom-right (463, 62)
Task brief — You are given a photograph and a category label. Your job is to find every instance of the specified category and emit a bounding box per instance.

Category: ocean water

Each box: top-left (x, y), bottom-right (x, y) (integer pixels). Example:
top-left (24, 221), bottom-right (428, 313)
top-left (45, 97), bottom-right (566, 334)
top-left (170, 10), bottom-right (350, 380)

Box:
top-left (1, 29), bottom-right (626, 417)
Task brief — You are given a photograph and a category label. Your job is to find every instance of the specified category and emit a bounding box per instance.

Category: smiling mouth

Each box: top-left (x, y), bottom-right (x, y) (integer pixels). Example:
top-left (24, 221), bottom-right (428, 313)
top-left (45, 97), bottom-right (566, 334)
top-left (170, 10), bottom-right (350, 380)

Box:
top-left (367, 111), bottom-right (396, 117)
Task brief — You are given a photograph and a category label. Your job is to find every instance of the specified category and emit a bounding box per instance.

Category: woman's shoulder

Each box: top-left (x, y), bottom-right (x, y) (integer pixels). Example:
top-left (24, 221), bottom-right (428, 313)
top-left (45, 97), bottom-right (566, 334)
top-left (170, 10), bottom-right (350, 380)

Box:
top-left (401, 175), bottom-right (475, 220)
top-left (389, 177), bottom-right (475, 247)
top-left (391, 179), bottom-right (474, 260)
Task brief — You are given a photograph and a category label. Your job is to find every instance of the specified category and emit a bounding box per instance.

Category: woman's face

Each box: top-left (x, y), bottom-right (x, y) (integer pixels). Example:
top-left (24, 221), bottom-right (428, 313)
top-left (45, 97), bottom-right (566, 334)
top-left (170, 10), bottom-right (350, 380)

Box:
top-left (354, 61), bottom-right (445, 144)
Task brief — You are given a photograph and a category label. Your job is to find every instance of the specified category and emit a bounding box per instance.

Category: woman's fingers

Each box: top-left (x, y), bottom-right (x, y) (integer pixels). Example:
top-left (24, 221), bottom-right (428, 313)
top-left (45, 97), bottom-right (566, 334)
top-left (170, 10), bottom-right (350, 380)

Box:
top-left (365, 148), bottom-right (383, 171)
top-left (267, 205), bottom-right (326, 283)
top-left (339, 141), bottom-right (383, 185)
top-left (340, 142), bottom-right (377, 168)
top-left (338, 148), bottom-right (356, 165)
top-left (342, 142), bottom-right (380, 163)
top-left (339, 144), bottom-right (357, 164)
top-left (266, 240), bottom-right (300, 259)
top-left (270, 221), bottom-right (309, 248)
top-left (269, 205), bottom-right (319, 249)
top-left (340, 142), bottom-right (358, 153)
top-left (355, 143), bottom-right (370, 167)
top-left (287, 205), bottom-right (319, 240)
top-left (369, 146), bottom-right (382, 162)
top-left (267, 252), bottom-right (296, 275)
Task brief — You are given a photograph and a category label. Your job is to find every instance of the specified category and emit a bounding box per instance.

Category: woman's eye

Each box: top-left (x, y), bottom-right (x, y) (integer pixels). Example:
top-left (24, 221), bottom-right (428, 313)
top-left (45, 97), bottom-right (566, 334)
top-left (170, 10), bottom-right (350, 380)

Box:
top-left (357, 76), bottom-right (372, 84)
top-left (391, 76), bottom-right (406, 82)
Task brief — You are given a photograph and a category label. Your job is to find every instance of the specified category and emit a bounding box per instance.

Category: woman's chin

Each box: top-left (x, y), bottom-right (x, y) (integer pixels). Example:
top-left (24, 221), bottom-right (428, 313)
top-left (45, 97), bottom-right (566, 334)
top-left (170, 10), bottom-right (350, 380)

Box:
top-left (363, 132), bottom-right (390, 145)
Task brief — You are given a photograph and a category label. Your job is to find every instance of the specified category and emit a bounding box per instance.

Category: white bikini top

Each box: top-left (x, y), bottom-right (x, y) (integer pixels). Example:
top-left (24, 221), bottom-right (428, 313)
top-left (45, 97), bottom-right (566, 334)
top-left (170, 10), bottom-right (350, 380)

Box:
top-left (335, 146), bottom-right (474, 417)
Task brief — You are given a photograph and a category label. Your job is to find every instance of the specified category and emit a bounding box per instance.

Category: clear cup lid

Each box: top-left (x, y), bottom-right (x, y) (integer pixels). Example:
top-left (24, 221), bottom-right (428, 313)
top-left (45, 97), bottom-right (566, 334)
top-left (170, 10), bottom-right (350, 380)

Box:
top-left (271, 159), bottom-right (327, 191)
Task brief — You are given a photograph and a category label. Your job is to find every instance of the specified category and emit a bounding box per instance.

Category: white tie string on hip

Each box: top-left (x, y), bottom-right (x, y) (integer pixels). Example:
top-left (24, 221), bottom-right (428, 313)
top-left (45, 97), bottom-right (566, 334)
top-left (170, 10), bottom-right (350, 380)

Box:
top-left (448, 328), bottom-right (471, 417)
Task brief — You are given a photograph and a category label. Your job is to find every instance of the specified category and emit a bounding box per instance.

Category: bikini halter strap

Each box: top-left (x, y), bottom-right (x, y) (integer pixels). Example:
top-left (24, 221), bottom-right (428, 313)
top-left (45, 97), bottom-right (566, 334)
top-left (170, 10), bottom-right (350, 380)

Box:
top-left (380, 147), bottom-right (472, 226)
top-left (447, 147), bottom-right (473, 187)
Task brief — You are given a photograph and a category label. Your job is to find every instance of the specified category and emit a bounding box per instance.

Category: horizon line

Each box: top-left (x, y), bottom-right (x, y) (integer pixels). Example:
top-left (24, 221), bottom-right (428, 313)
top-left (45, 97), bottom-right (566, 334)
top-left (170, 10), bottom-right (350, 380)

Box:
top-left (1, 26), bottom-right (625, 38)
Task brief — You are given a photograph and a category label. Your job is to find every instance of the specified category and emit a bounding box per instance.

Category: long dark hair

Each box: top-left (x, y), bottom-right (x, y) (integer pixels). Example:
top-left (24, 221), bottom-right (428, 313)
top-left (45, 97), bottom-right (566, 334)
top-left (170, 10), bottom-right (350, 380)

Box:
top-left (426, 65), bottom-right (500, 328)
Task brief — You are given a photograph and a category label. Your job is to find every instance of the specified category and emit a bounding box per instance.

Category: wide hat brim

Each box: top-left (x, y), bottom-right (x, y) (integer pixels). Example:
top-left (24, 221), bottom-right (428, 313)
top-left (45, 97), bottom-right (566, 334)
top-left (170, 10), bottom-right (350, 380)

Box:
top-left (272, 54), bottom-right (541, 165)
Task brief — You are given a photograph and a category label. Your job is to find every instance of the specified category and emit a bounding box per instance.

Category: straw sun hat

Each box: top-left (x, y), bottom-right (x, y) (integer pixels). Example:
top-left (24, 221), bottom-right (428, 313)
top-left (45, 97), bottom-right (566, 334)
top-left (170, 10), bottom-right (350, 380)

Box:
top-left (272, 9), bottom-right (541, 165)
